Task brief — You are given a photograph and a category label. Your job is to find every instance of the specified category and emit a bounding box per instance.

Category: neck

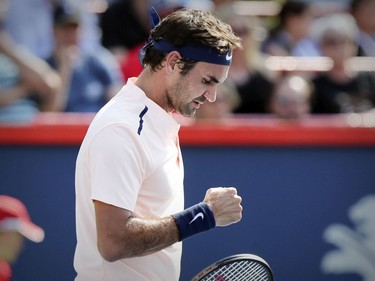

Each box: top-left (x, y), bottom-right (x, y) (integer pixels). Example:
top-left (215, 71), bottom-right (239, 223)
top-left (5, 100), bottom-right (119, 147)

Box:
top-left (135, 68), bottom-right (171, 112)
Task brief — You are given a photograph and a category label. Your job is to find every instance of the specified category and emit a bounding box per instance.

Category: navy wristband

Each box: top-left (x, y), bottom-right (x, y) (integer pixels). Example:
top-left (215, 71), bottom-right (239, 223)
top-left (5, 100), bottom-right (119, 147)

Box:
top-left (172, 202), bottom-right (216, 241)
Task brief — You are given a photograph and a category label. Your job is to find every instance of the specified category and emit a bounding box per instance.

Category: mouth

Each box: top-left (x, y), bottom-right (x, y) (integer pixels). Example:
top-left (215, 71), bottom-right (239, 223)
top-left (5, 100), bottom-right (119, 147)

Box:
top-left (192, 100), bottom-right (202, 109)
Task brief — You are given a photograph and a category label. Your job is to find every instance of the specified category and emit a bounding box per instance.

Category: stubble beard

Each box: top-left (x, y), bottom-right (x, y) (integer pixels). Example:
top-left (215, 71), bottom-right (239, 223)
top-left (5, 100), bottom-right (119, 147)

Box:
top-left (168, 80), bottom-right (197, 117)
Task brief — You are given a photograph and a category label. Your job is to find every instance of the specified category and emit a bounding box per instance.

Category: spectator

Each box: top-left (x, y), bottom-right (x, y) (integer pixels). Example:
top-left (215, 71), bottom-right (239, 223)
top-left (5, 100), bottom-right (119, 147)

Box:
top-left (47, 3), bottom-right (123, 113)
top-left (224, 13), bottom-right (275, 114)
top-left (99, 0), bottom-right (150, 59)
top-left (0, 0), bottom-right (61, 123)
top-left (261, 0), bottom-right (320, 57)
top-left (4, 0), bottom-right (108, 59)
top-left (350, 0), bottom-right (375, 56)
top-left (269, 74), bottom-right (312, 120)
top-left (4, 0), bottom-right (54, 59)
top-left (61, 0), bottom-right (107, 55)
top-left (100, 0), bottom-right (187, 81)
top-left (0, 195), bottom-right (45, 281)
top-left (311, 13), bottom-right (375, 114)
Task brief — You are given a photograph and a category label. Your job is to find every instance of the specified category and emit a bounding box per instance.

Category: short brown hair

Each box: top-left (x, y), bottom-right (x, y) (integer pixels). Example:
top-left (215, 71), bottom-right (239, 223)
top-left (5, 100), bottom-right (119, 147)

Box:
top-left (143, 9), bottom-right (242, 75)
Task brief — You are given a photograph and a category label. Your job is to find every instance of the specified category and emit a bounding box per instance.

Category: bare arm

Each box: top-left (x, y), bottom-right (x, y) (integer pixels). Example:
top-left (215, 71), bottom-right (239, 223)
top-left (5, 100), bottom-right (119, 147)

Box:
top-left (94, 200), bottom-right (180, 262)
top-left (94, 187), bottom-right (242, 262)
top-left (0, 31), bottom-right (62, 111)
top-left (0, 85), bottom-right (28, 107)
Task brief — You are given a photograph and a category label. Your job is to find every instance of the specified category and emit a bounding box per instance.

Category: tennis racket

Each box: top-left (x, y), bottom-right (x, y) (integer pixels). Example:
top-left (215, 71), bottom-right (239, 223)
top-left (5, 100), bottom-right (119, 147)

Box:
top-left (191, 253), bottom-right (274, 281)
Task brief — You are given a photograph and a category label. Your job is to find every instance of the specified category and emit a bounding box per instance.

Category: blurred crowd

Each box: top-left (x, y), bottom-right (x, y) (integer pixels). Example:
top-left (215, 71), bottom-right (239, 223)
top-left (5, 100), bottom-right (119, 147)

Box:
top-left (1, 0), bottom-right (375, 123)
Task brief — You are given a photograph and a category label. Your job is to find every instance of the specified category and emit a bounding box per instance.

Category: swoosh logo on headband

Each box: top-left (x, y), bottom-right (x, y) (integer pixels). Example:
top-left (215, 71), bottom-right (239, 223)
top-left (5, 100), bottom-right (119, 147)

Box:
top-left (226, 52), bottom-right (232, 61)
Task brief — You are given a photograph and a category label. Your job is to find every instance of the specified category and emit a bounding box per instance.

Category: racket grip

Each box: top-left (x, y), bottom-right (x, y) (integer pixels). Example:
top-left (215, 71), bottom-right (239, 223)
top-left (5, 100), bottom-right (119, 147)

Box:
top-left (172, 202), bottom-right (216, 241)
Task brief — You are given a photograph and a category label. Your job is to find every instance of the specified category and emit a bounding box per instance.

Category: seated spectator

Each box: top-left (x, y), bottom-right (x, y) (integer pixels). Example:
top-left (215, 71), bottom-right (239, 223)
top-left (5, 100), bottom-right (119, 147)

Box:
top-left (4, 0), bottom-right (108, 60)
top-left (261, 0), bottom-right (320, 57)
top-left (311, 13), bottom-right (375, 114)
top-left (224, 13), bottom-right (275, 114)
top-left (63, 0), bottom-right (107, 55)
top-left (350, 0), bottom-right (375, 56)
top-left (0, 195), bottom-right (44, 281)
top-left (47, 3), bottom-right (123, 113)
top-left (0, 2), bottom-right (61, 123)
top-left (100, 0), bottom-right (187, 81)
top-left (99, 0), bottom-right (150, 60)
top-left (269, 74), bottom-right (312, 120)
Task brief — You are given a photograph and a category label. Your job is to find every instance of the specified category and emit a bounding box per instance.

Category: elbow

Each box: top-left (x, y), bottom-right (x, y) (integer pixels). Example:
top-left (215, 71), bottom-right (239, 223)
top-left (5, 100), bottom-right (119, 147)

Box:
top-left (97, 238), bottom-right (133, 262)
top-left (97, 241), bottom-right (122, 262)
top-left (100, 252), bottom-right (119, 263)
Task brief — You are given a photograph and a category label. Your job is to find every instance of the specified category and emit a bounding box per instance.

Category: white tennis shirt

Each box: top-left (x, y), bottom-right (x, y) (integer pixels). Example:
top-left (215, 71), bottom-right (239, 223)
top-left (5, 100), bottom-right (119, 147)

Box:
top-left (74, 78), bottom-right (184, 281)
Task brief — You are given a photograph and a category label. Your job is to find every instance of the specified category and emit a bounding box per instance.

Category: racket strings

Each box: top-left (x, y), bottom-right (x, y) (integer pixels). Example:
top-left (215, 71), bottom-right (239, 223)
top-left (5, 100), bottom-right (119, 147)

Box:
top-left (202, 260), bottom-right (271, 281)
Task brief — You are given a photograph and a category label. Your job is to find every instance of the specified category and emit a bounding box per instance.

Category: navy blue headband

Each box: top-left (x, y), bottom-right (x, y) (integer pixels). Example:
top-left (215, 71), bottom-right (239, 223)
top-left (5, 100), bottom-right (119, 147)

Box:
top-left (152, 39), bottom-right (232, 65)
top-left (138, 7), bottom-right (232, 67)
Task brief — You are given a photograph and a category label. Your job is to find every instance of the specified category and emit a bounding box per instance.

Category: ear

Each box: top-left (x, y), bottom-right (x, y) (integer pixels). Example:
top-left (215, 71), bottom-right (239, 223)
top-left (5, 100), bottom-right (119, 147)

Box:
top-left (165, 51), bottom-right (182, 74)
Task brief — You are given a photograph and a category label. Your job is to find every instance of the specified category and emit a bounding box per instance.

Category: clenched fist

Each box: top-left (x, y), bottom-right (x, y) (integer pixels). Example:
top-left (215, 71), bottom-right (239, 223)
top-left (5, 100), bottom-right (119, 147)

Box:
top-left (203, 187), bottom-right (243, 227)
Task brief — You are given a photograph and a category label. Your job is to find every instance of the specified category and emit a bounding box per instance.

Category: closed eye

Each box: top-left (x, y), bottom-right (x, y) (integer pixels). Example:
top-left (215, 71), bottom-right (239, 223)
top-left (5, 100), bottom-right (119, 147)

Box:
top-left (202, 76), bottom-right (219, 85)
top-left (202, 78), bottom-right (212, 85)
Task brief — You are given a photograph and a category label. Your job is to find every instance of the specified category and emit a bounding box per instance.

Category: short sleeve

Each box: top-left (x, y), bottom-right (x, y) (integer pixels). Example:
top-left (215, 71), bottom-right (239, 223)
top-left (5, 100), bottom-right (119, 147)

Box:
top-left (89, 124), bottom-right (147, 211)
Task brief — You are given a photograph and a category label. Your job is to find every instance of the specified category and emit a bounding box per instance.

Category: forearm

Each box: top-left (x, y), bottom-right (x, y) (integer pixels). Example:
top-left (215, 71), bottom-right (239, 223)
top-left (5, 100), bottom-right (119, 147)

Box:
top-left (0, 31), bottom-right (62, 110)
top-left (19, 58), bottom-right (62, 111)
top-left (0, 85), bottom-right (28, 107)
top-left (95, 187), bottom-right (242, 262)
top-left (121, 216), bottom-right (179, 257)
top-left (97, 215), bottom-right (179, 262)
top-left (1, 40), bottom-right (53, 90)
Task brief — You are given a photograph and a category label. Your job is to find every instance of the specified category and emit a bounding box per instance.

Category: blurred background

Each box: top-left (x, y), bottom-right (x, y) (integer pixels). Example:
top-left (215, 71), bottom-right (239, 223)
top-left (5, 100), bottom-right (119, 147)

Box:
top-left (1, 0), bottom-right (375, 280)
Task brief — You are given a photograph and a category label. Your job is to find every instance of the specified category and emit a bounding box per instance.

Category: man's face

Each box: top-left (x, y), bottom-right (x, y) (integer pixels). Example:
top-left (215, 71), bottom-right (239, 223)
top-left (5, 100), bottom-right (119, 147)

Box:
top-left (54, 23), bottom-right (80, 47)
top-left (290, 8), bottom-right (314, 40)
top-left (321, 33), bottom-right (357, 65)
top-left (271, 77), bottom-right (311, 120)
top-left (167, 62), bottom-right (230, 117)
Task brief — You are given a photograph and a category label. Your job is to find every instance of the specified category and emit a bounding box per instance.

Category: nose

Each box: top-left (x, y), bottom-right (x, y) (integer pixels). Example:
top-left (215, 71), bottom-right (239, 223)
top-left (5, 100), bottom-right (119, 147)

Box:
top-left (203, 88), bottom-right (217, 103)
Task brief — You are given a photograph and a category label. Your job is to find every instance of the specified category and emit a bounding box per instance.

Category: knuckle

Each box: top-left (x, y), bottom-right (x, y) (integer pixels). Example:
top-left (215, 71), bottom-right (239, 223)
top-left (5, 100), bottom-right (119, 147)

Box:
top-left (225, 187), bottom-right (237, 195)
top-left (229, 187), bottom-right (237, 193)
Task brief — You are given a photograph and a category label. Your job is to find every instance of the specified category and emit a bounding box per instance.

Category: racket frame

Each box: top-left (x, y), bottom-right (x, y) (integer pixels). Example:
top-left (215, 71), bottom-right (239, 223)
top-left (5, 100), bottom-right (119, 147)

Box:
top-left (191, 253), bottom-right (274, 281)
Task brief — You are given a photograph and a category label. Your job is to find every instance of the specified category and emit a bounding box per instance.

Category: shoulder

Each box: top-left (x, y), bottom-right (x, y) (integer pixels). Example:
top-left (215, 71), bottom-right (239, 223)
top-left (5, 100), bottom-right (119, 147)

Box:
top-left (90, 91), bottom-right (147, 132)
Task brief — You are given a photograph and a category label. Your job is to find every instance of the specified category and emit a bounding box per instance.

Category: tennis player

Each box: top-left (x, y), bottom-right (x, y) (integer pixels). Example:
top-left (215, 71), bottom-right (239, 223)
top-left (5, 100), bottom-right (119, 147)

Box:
top-left (74, 7), bottom-right (243, 281)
